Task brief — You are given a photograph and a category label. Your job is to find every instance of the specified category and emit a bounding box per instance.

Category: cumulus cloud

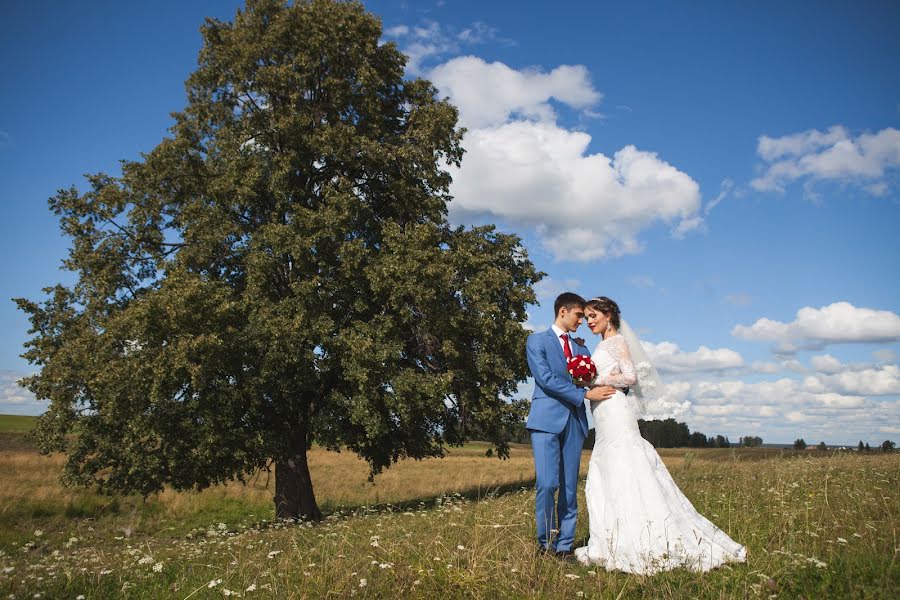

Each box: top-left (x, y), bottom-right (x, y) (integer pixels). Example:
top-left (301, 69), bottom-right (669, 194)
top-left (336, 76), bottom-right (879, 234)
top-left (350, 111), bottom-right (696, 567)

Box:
top-left (674, 374), bottom-right (899, 443)
top-left (732, 302), bottom-right (900, 352)
top-left (803, 364), bottom-right (900, 396)
top-left (643, 341), bottom-right (744, 374)
top-left (751, 361), bottom-right (781, 374)
top-left (394, 48), bottom-right (703, 262)
top-left (751, 125), bottom-right (900, 195)
top-left (429, 57), bottom-right (601, 129)
top-left (810, 353), bottom-right (844, 374)
top-left (446, 121), bottom-right (702, 260)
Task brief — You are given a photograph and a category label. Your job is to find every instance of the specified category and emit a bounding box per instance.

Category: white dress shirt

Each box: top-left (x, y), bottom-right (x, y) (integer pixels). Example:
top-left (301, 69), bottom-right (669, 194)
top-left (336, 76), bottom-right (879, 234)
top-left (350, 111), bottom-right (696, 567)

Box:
top-left (551, 324), bottom-right (573, 357)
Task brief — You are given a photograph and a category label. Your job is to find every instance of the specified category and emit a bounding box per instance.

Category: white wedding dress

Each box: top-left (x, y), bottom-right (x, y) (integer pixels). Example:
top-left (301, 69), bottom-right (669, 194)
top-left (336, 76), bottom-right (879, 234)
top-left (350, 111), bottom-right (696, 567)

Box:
top-left (574, 334), bottom-right (747, 573)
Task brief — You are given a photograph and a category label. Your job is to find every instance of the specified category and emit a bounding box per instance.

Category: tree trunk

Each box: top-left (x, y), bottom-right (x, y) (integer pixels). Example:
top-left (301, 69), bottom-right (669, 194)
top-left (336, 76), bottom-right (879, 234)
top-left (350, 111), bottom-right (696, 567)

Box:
top-left (274, 446), bottom-right (322, 521)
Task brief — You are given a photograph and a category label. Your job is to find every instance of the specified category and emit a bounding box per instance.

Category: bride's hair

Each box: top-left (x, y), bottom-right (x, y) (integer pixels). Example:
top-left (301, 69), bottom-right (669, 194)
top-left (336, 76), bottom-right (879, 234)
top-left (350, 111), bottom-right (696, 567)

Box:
top-left (586, 296), bottom-right (621, 330)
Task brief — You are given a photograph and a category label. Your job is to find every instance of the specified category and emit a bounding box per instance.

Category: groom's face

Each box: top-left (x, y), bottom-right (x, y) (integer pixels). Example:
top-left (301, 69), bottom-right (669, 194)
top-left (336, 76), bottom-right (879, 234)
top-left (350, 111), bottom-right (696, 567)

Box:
top-left (558, 305), bottom-right (584, 332)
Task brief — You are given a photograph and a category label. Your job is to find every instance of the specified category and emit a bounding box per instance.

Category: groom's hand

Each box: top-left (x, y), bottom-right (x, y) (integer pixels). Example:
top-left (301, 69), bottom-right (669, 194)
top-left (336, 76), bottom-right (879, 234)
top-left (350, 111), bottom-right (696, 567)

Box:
top-left (586, 385), bottom-right (616, 401)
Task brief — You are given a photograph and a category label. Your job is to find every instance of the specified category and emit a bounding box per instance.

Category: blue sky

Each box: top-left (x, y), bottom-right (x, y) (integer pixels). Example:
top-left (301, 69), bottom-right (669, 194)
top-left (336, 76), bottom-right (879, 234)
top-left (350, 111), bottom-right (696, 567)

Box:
top-left (1, 0), bottom-right (899, 445)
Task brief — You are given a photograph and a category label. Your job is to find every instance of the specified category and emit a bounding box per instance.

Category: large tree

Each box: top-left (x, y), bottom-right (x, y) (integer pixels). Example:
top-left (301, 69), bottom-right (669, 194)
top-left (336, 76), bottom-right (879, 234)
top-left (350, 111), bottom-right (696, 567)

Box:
top-left (16, 0), bottom-right (541, 521)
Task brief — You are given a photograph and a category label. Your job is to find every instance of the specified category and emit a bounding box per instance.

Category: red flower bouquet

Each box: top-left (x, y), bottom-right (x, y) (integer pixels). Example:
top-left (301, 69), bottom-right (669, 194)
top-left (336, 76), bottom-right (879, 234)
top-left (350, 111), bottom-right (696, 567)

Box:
top-left (567, 355), bottom-right (597, 387)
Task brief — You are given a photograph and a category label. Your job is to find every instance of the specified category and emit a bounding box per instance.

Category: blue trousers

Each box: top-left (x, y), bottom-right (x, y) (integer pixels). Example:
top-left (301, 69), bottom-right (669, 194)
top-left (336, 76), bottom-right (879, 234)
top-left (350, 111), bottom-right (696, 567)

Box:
top-left (530, 411), bottom-right (585, 552)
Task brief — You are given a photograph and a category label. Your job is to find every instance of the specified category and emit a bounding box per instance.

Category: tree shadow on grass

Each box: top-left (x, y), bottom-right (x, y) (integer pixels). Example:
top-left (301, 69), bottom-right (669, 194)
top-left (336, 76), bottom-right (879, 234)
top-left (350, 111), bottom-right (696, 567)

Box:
top-left (280, 476), bottom-right (541, 525)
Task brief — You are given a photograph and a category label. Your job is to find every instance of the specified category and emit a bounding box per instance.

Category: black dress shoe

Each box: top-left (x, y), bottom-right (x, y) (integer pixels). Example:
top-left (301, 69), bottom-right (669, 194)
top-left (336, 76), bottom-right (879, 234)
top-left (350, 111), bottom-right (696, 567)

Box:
top-left (536, 544), bottom-right (555, 555)
top-left (555, 549), bottom-right (575, 561)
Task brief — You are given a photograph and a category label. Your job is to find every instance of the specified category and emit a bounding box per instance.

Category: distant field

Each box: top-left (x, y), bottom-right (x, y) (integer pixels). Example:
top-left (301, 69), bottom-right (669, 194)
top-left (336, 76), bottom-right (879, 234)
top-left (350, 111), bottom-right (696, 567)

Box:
top-left (0, 425), bottom-right (896, 598)
top-left (0, 414), bottom-right (36, 433)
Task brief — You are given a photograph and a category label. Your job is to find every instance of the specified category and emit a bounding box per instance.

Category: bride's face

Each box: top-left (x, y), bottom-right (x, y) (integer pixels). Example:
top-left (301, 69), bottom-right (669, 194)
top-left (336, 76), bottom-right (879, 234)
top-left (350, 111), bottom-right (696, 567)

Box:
top-left (586, 308), bottom-right (609, 335)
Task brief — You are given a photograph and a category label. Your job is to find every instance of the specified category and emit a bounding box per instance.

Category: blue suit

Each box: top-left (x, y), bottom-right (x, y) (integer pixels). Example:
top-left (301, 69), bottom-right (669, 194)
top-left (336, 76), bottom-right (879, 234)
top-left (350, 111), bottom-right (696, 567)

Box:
top-left (525, 328), bottom-right (590, 552)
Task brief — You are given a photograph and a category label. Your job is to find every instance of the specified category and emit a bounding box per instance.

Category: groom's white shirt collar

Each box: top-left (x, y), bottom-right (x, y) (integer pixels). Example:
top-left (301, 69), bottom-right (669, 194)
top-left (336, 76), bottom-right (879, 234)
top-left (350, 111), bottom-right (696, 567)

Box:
top-left (550, 324), bottom-right (572, 354)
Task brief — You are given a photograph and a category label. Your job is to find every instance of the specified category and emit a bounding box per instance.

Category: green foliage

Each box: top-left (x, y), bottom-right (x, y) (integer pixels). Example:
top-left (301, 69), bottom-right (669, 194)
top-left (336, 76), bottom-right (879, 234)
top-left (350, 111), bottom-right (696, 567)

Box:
top-left (794, 438), bottom-right (807, 450)
top-left (14, 0), bottom-right (540, 510)
top-left (638, 418), bottom-right (691, 448)
top-left (739, 435), bottom-right (763, 447)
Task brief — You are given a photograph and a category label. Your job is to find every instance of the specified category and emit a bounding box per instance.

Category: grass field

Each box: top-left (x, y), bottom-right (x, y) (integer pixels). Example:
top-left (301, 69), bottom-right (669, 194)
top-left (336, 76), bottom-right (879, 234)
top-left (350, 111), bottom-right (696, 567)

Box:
top-left (0, 420), bottom-right (897, 598)
top-left (0, 414), bottom-right (35, 433)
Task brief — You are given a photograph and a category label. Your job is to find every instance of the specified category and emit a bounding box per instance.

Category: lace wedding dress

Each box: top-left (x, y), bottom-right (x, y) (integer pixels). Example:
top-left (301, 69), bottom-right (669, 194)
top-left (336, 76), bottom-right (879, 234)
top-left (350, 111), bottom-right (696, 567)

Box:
top-left (574, 334), bottom-right (747, 573)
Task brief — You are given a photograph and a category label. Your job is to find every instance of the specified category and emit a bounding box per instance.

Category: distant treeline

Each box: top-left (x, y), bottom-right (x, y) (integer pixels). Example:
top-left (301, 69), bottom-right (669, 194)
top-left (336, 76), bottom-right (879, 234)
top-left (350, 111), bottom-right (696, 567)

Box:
top-left (499, 419), bottom-right (747, 450)
top-left (587, 419), bottom-right (742, 450)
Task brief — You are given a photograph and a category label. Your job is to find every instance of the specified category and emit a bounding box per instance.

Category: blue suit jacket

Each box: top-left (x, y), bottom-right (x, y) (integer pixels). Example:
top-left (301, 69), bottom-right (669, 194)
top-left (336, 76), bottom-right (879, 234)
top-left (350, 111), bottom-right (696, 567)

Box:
top-left (525, 328), bottom-right (590, 436)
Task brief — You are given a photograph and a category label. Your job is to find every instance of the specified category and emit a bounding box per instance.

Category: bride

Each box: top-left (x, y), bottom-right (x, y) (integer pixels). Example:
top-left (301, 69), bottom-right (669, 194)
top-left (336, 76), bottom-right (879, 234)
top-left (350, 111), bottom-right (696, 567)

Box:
top-left (574, 296), bottom-right (747, 573)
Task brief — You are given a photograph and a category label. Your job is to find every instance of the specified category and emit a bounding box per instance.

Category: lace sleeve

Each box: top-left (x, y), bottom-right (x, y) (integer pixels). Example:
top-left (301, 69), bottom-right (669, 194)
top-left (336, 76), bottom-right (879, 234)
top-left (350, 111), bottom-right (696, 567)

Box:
top-left (598, 336), bottom-right (638, 387)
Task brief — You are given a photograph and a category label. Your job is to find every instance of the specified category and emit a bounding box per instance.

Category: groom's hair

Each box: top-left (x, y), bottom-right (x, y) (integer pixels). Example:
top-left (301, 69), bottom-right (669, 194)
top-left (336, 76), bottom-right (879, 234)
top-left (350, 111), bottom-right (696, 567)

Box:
top-left (554, 292), bottom-right (586, 317)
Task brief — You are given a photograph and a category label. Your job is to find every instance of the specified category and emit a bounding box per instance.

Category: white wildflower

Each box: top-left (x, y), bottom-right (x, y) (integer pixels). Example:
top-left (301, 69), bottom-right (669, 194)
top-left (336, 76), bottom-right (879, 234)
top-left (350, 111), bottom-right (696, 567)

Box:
top-left (457, 545), bottom-right (465, 550)
top-left (359, 578), bottom-right (367, 587)
top-left (564, 573), bottom-right (580, 579)
top-left (152, 562), bottom-right (163, 573)
top-left (208, 578), bottom-right (223, 588)
top-left (245, 584), bottom-right (257, 592)
top-left (137, 556), bottom-right (153, 565)
top-left (267, 550), bottom-right (282, 559)
top-left (836, 537), bottom-right (848, 544)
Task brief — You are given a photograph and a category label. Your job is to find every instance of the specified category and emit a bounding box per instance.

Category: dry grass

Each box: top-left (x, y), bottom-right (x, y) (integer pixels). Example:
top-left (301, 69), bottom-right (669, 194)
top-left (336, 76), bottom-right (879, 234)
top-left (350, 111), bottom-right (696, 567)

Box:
top-left (0, 434), bottom-right (897, 598)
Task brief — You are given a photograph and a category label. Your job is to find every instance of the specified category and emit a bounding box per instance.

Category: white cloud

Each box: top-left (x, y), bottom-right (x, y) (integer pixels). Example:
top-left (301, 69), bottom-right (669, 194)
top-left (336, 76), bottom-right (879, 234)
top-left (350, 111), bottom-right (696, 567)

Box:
top-left (387, 20), bottom-right (511, 75)
top-left (446, 121), bottom-right (702, 261)
top-left (810, 353), bottom-right (844, 374)
top-left (387, 20), bottom-right (460, 74)
top-left (0, 370), bottom-right (45, 415)
top-left (429, 56), bottom-right (601, 129)
top-left (804, 364), bottom-right (900, 396)
top-left (732, 302), bottom-right (900, 351)
top-left (456, 22), bottom-right (502, 45)
top-left (704, 178), bottom-right (734, 216)
top-left (751, 361), bottom-right (781, 374)
top-left (643, 341), bottom-right (744, 373)
top-left (673, 374), bottom-right (899, 443)
top-left (396, 30), bottom-right (704, 262)
top-left (751, 125), bottom-right (900, 195)
top-left (383, 25), bottom-right (409, 37)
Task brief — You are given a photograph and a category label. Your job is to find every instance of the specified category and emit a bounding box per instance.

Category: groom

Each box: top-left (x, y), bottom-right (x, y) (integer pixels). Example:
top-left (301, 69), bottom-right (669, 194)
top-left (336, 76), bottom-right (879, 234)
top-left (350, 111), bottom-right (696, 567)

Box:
top-left (526, 292), bottom-right (615, 558)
